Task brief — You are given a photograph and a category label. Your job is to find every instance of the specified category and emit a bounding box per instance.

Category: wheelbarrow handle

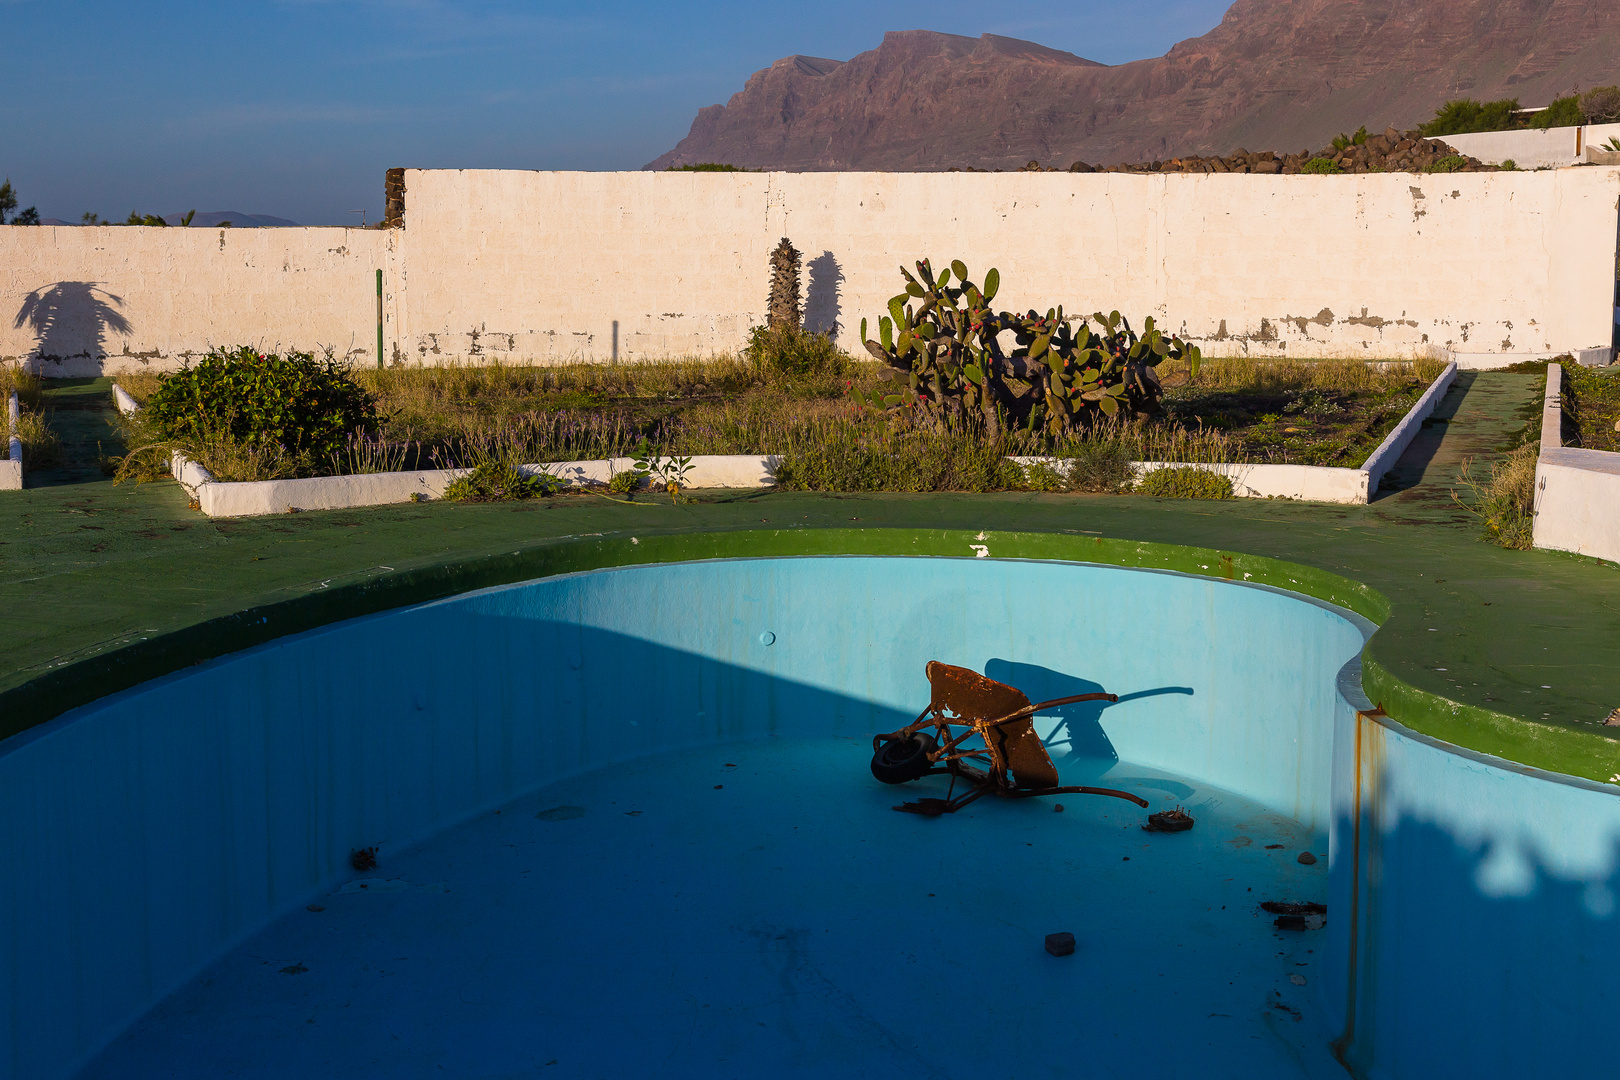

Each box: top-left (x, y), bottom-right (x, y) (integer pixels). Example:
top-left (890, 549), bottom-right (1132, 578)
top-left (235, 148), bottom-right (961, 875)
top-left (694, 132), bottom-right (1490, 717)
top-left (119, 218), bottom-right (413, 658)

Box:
top-left (1029, 692), bottom-right (1118, 711)
top-left (983, 693), bottom-right (1119, 729)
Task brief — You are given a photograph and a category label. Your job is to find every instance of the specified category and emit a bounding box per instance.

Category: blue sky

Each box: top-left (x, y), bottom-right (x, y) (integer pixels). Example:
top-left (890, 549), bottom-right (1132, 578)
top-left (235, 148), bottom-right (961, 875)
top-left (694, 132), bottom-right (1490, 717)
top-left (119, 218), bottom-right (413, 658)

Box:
top-left (0, 0), bottom-right (1232, 225)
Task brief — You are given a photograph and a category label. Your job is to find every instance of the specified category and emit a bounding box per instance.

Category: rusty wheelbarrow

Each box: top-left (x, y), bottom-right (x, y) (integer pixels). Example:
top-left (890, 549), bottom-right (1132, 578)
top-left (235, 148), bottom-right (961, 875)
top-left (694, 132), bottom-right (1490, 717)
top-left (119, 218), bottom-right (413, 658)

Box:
top-left (870, 661), bottom-right (1150, 816)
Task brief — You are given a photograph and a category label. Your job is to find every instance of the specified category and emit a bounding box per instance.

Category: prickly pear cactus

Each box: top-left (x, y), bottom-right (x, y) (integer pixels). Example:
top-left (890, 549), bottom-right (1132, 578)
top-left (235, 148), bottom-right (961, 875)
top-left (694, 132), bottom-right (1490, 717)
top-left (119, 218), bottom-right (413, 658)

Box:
top-left (854, 259), bottom-right (1201, 436)
top-left (768, 238), bottom-right (802, 332)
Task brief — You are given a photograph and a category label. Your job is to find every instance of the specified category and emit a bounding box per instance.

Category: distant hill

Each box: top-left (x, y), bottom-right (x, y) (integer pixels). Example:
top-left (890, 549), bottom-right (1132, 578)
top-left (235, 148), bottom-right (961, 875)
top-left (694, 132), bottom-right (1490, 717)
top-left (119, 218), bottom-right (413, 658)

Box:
top-left (649, 0), bottom-right (1620, 171)
top-left (161, 211), bottom-right (300, 228)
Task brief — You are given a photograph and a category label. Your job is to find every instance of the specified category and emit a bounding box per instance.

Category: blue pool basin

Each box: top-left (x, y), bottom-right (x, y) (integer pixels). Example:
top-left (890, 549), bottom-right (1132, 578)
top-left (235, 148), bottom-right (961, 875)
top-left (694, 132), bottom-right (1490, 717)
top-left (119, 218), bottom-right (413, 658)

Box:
top-left (2, 554), bottom-right (1617, 1079)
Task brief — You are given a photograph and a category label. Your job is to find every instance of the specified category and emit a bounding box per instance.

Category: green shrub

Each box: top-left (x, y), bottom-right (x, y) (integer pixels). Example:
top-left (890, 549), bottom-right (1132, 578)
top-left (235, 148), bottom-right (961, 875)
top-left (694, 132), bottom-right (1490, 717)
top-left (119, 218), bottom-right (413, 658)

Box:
top-left (773, 418), bottom-right (1027, 493)
top-left (665, 163), bottom-right (747, 172)
top-left (1022, 461), bottom-right (1068, 492)
top-left (1534, 95), bottom-right (1585, 130)
top-left (1135, 466), bottom-right (1234, 499)
top-left (745, 325), bottom-right (850, 379)
top-left (1424, 155), bottom-right (1467, 174)
top-left (1500, 159), bottom-right (1518, 171)
top-left (1421, 98), bottom-right (1521, 136)
top-left (608, 468), bottom-right (643, 495)
top-left (1300, 158), bottom-right (1342, 175)
top-left (1063, 441), bottom-right (1135, 493)
top-left (144, 347), bottom-right (378, 468)
top-left (442, 462), bottom-right (560, 502)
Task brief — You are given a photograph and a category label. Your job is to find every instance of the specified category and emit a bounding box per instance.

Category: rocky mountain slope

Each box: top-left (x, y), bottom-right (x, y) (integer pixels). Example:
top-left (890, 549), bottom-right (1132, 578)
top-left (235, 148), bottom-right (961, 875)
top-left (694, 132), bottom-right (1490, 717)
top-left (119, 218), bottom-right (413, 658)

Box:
top-left (647, 0), bottom-right (1620, 171)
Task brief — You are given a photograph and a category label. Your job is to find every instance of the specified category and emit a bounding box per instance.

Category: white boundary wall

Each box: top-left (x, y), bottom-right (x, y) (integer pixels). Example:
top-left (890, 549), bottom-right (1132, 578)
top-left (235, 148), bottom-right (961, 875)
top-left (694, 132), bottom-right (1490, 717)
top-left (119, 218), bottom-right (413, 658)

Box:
top-left (0, 227), bottom-right (392, 376)
top-left (1441, 123), bottom-right (1620, 170)
top-left (1, 169), bottom-right (1615, 375)
top-left (1532, 363), bottom-right (1620, 565)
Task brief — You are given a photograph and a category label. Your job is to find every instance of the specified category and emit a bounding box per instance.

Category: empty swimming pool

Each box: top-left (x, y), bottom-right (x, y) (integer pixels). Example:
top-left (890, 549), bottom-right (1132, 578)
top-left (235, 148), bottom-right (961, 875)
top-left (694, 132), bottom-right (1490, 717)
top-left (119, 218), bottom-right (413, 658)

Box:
top-left (5, 548), bottom-right (1619, 1080)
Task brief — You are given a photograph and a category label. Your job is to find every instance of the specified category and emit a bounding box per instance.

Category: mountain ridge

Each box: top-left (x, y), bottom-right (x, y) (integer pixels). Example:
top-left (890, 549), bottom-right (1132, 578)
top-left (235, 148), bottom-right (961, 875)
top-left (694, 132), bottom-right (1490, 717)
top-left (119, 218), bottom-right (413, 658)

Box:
top-left (648, 0), bottom-right (1620, 171)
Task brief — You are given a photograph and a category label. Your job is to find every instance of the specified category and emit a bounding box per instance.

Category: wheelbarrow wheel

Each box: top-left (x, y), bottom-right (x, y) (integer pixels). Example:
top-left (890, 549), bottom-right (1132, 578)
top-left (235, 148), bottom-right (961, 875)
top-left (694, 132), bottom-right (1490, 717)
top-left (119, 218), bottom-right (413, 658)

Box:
top-left (871, 733), bottom-right (938, 785)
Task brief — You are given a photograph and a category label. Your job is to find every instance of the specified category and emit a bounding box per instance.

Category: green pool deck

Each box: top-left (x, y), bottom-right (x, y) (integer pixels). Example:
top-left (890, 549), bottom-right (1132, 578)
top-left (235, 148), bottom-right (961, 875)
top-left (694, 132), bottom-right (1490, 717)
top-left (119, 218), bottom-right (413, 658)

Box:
top-left (4, 372), bottom-right (1618, 784)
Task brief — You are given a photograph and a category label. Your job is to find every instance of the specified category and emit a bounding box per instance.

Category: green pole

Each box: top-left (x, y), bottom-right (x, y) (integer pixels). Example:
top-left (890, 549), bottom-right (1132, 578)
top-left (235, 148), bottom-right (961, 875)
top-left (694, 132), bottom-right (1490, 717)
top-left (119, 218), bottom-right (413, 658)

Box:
top-left (375, 269), bottom-right (384, 369)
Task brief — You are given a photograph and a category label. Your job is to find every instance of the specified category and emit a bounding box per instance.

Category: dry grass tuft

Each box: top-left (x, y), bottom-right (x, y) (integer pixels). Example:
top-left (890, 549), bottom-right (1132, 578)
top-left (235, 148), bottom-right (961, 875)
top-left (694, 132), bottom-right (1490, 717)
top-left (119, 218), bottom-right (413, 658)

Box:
top-left (1453, 444), bottom-right (1539, 549)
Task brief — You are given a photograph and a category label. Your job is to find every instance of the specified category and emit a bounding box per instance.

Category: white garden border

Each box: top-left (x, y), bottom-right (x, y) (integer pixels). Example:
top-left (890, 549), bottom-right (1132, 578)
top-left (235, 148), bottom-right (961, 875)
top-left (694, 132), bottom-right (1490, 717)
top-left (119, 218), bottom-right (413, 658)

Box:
top-left (1019, 360), bottom-right (1457, 504)
top-left (129, 361), bottom-right (1456, 517)
top-left (1, 392), bottom-right (22, 491)
top-left (1532, 363), bottom-right (1620, 565)
top-left (167, 451), bottom-right (781, 517)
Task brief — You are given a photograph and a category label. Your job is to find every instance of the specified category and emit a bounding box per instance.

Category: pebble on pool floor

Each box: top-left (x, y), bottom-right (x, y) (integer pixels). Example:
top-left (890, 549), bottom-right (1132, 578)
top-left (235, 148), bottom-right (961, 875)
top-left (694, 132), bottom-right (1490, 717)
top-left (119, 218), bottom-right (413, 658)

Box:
top-left (1045, 932), bottom-right (1076, 957)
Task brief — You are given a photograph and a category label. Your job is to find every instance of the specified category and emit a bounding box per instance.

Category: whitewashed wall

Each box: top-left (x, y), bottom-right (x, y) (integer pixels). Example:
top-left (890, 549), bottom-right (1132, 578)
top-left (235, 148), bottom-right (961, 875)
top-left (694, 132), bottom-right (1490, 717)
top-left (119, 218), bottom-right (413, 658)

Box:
top-left (0, 227), bottom-right (392, 376)
top-left (1441, 124), bottom-right (1620, 169)
top-left (1, 168), bottom-right (1616, 374)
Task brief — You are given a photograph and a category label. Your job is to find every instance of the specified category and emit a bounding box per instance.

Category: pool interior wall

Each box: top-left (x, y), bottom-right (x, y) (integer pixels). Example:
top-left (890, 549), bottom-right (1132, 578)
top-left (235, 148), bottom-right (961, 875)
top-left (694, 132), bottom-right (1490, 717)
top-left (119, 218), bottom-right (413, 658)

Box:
top-left (1, 555), bottom-right (1617, 1080)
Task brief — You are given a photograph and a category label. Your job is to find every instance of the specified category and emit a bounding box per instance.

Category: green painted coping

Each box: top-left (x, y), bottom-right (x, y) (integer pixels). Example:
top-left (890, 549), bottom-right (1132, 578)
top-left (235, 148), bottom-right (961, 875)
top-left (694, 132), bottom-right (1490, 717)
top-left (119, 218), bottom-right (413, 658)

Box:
top-left (6, 525), bottom-right (1616, 785)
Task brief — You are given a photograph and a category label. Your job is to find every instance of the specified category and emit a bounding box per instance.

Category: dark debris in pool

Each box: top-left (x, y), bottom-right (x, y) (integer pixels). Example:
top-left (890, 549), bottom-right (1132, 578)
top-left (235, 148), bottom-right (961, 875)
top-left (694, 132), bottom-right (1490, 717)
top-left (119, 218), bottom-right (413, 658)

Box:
top-left (1263, 900), bottom-right (1327, 930)
top-left (350, 846), bottom-right (378, 872)
top-left (1143, 807), bottom-right (1195, 832)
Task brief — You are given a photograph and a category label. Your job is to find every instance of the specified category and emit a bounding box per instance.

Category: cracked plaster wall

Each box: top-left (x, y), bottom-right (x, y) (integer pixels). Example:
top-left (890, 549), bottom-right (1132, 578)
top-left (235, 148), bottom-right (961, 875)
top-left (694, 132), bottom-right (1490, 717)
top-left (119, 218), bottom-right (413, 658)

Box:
top-left (392, 166), bottom-right (1620, 365)
top-left (1, 169), bottom-right (1614, 374)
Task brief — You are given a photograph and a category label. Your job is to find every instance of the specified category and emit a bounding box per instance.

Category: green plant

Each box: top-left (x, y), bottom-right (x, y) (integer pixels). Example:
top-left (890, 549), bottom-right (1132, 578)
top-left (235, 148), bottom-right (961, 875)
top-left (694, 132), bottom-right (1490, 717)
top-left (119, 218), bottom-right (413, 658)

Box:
top-left (855, 259), bottom-right (1200, 437)
top-left (1061, 440), bottom-right (1135, 493)
top-left (442, 461), bottom-right (560, 502)
top-left (1022, 460), bottom-right (1068, 492)
top-left (745, 324), bottom-right (849, 379)
top-left (1500, 159), bottom-right (1518, 171)
top-left (1331, 126), bottom-right (1369, 151)
top-left (1452, 445), bottom-right (1537, 548)
top-left (607, 468), bottom-right (643, 495)
top-left (772, 415), bottom-right (1028, 493)
top-left (1421, 98), bottom-right (1521, 136)
top-left (8, 409), bottom-right (61, 468)
top-left (143, 346), bottom-right (379, 470)
top-left (1135, 466), bottom-right (1234, 499)
top-left (1425, 155), bottom-right (1467, 174)
top-left (665, 163), bottom-right (748, 172)
top-left (0, 179), bottom-right (38, 226)
top-left (633, 440), bottom-right (693, 503)
top-left (1534, 95), bottom-right (1585, 130)
top-left (1602, 137), bottom-right (1620, 153)
top-left (1300, 158), bottom-right (1342, 175)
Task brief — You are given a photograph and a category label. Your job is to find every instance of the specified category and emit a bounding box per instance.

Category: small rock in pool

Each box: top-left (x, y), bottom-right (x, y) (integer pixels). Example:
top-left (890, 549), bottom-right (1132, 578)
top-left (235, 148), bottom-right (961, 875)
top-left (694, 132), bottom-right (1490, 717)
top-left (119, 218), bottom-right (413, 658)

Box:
top-left (1045, 932), bottom-right (1076, 957)
top-left (1297, 852), bottom-right (1318, 865)
top-left (1054, 803), bottom-right (1065, 813)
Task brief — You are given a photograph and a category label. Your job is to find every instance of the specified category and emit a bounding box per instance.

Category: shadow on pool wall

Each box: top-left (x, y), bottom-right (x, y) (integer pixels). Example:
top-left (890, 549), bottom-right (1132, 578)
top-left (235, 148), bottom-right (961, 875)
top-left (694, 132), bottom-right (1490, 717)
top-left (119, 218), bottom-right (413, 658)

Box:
top-left (0, 555), bottom-right (1616, 1080)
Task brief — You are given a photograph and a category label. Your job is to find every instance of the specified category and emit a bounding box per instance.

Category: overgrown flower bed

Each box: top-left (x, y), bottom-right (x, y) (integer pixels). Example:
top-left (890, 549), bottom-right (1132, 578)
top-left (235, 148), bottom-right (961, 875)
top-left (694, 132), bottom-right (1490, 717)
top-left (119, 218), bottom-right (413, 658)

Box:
top-left (114, 343), bottom-right (1443, 498)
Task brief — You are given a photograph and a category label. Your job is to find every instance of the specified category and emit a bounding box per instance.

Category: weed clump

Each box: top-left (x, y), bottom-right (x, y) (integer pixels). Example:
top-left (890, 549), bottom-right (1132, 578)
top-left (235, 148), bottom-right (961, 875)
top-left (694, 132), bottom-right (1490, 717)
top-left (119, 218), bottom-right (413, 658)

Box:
top-left (1135, 466), bottom-right (1234, 500)
top-left (745, 325), bottom-right (850, 380)
top-left (442, 462), bottom-right (559, 502)
top-left (1453, 445), bottom-right (1538, 549)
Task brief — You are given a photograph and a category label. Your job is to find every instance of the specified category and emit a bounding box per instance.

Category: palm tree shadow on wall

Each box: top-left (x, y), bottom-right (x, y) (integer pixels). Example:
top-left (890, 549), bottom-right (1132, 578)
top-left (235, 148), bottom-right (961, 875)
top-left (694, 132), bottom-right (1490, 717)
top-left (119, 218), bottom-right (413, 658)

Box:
top-left (804, 252), bottom-right (843, 339)
top-left (12, 282), bottom-right (132, 372)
